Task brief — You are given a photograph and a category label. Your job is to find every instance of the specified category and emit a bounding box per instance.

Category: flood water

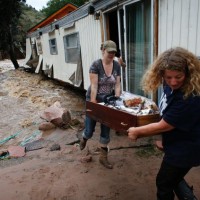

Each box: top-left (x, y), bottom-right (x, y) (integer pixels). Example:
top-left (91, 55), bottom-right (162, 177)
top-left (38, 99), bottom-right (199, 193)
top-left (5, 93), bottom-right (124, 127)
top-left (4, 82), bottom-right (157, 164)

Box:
top-left (0, 59), bottom-right (85, 148)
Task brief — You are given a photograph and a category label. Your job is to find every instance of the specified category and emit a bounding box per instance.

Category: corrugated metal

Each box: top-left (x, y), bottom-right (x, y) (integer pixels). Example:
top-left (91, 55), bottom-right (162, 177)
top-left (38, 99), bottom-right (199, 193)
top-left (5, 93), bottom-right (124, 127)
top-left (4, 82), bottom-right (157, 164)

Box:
top-left (158, 0), bottom-right (200, 56)
top-left (76, 15), bottom-right (102, 89)
top-left (93, 0), bottom-right (119, 10)
top-left (27, 14), bottom-right (102, 90)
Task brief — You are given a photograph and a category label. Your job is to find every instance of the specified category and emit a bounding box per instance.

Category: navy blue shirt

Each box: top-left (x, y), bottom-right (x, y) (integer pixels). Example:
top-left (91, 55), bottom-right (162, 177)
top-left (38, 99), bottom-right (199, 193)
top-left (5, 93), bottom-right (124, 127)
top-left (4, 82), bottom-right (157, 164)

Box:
top-left (160, 86), bottom-right (200, 168)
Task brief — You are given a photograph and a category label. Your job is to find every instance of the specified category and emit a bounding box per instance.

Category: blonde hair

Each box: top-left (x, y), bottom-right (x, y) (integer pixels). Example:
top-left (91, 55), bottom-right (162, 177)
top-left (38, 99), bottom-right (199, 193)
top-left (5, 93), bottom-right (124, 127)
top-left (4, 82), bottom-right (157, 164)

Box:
top-left (142, 47), bottom-right (200, 97)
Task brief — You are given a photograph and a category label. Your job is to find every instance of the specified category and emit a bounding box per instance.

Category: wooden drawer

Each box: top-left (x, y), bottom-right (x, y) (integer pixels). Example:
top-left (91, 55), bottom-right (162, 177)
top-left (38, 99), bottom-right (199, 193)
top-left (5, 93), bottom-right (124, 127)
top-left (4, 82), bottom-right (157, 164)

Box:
top-left (86, 101), bottom-right (160, 132)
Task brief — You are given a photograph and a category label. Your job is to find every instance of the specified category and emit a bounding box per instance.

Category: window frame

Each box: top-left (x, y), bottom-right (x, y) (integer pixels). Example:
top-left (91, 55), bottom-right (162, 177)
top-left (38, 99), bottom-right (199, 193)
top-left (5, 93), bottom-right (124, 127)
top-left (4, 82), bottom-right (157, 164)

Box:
top-left (63, 32), bottom-right (80, 63)
top-left (49, 38), bottom-right (58, 55)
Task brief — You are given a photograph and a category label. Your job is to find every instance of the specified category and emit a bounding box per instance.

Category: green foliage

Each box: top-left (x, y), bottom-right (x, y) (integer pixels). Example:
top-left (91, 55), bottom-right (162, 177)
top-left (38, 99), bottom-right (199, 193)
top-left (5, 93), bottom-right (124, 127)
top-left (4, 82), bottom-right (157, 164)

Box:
top-left (0, 0), bottom-right (45, 68)
top-left (18, 4), bottom-right (45, 46)
top-left (0, 0), bottom-right (24, 50)
top-left (41, 0), bottom-right (87, 17)
top-left (135, 145), bottom-right (163, 158)
top-left (0, 0), bottom-right (45, 51)
top-left (0, 0), bottom-right (27, 68)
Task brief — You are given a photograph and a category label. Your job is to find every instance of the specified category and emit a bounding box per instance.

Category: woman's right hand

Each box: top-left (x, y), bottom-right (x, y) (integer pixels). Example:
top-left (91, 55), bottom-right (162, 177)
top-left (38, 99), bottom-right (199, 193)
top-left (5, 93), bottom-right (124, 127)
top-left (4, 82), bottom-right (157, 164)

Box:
top-left (127, 127), bottom-right (138, 142)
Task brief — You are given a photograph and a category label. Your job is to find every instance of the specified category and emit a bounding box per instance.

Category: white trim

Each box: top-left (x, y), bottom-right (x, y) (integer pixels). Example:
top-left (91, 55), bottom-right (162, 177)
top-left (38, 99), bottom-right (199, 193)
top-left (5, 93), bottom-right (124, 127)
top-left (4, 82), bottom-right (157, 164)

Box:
top-left (35, 55), bottom-right (43, 73)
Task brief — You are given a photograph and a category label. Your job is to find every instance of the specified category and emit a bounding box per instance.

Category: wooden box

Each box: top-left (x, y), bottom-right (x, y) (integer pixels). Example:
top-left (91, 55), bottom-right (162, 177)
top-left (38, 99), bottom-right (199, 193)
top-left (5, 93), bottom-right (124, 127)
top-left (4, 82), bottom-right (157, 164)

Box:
top-left (86, 101), bottom-right (160, 133)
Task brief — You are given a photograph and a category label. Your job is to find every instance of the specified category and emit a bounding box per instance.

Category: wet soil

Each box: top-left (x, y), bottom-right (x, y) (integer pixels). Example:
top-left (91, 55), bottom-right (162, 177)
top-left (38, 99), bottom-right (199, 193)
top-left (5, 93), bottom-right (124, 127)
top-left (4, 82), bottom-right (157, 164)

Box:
top-left (0, 60), bottom-right (199, 200)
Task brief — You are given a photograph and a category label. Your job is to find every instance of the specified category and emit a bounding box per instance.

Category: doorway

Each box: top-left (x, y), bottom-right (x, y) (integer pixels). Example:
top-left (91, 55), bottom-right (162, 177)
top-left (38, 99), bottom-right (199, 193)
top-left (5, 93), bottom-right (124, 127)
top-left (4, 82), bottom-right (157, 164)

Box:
top-left (104, 0), bottom-right (152, 95)
top-left (104, 8), bottom-right (126, 91)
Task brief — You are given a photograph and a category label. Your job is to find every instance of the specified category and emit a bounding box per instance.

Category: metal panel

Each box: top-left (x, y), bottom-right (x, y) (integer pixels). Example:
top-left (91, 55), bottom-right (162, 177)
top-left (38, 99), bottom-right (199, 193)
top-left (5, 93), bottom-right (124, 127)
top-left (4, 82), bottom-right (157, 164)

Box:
top-left (180, 0), bottom-right (190, 49)
top-left (158, 0), bottom-right (167, 53)
top-left (76, 15), bottom-right (102, 90)
top-left (172, 0), bottom-right (182, 47)
top-left (159, 0), bottom-right (200, 55)
top-left (196, 0), bottom-right (200, 56)
top-left (188, 0), bottom-right (199, 53)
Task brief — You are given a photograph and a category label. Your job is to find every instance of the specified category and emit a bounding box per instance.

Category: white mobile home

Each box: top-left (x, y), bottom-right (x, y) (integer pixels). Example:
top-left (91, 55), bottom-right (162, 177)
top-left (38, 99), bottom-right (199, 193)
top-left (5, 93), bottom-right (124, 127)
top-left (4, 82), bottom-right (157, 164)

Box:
top-left (25, 0), bottom-right (200, 102)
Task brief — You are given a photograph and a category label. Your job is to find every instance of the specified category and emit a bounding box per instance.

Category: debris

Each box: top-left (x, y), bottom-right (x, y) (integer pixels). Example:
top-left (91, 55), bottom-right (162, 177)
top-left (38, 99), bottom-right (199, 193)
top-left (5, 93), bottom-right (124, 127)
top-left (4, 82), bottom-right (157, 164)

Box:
top-left (80, 155), bottom-right (92, 163)
top-left (0, 131), bottom-right (22, 145)
top-left (20, 130), bottom-right (42, 146)
top-left (23, 139), bottom-right (49, 152)
top-left (62, 109), bottom-right (72, 124)
top-left (49, 143), bottom-right (61, 151)
top-left (39, 122), bottom-right (56, 130)
top-left (0, 150), bottom-right (8, 157)
top-left (40, 101), bottom-right (71, 128)
top-left (51, 117), bottom-right (64, 127)
top-left (7, 146), bottom-right (25, 158)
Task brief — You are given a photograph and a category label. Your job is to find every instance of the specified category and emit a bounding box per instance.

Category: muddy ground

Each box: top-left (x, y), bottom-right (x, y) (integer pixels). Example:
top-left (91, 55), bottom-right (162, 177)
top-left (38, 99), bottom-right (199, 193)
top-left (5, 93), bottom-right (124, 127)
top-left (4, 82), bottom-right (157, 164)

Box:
top-left (0, 60), bottom-right (199, 200)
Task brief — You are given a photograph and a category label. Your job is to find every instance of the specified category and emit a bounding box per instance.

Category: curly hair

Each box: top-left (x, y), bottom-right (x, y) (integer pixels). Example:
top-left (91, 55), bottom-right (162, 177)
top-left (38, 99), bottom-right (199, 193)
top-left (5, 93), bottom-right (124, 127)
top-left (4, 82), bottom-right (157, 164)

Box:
top-left (142, 47), bottom-right (200, 98)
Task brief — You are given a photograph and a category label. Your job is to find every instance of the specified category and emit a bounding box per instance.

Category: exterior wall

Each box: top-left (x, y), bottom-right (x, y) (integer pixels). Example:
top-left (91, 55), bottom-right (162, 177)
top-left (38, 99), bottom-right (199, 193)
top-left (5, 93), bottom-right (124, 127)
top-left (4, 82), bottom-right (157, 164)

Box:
top-left (29, 14), bottom-right (102, 90)
top-left (76, 15), bottom-right (102, 89)
top-left (159, 0), bottom-right (200, 56)
top-left (25, 0), bottom-right (200, 94)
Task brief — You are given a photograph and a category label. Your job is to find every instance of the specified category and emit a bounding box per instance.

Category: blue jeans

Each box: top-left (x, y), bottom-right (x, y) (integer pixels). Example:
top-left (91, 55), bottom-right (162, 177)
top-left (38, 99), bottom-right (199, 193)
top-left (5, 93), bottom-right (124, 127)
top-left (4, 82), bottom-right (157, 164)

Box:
top-left (82, 115), bottom-right (110, 145)
top-left (156, 160), bottom-right (191, 200)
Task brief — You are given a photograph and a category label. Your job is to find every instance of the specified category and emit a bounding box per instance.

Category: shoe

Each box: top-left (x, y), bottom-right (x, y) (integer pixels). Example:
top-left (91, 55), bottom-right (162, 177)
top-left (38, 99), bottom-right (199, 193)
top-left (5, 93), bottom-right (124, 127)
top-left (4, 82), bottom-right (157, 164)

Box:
top-left (79, 138), bottom-right (87, 150)
top-left (174, 179), bottom-right (198, 200)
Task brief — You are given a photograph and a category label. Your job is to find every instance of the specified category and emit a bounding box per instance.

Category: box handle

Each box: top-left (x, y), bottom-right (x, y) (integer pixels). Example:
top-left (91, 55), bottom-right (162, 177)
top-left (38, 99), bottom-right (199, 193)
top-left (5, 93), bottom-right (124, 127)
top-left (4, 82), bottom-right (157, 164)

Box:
top-left (120, 122), bottom-right (128, 126)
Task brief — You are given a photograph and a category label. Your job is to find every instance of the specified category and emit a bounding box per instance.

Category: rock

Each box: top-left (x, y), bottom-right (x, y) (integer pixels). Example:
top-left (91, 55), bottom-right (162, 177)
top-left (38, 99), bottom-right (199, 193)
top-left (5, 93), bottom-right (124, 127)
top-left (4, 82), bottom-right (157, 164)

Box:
top-left (51, 118), bottom-right (63, 127)
top-left (40, 101), bottom-right (71, 128)
top-left (62, 109), bottom-right (71, 124)
top-left (24, 139), bottom-right (50, 152)
top-left (7, 146), bottom-right (26, 158)
top-left (69, 118), bottom-right (80, 126)
top-left (40, 101), bottom-right (63, 121)
top-left (0, 150), bottom-right (8, 157)
top-left (49, 143), bottom-right (61, 151)
top-left (80, 155), bottom-right (92, 163)
top-left (39, 122), bottom-right (56, 130)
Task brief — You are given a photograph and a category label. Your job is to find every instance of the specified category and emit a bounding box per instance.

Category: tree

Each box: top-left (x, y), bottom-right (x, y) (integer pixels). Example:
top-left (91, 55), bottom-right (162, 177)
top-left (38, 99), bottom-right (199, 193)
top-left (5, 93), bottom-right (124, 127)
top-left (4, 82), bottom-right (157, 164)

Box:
top-left (41, 0), bottom-right (87, 17)
top-left (0, 0), bottom-right (26, 69)
top-left (18, 4), bottom-right (45, 54)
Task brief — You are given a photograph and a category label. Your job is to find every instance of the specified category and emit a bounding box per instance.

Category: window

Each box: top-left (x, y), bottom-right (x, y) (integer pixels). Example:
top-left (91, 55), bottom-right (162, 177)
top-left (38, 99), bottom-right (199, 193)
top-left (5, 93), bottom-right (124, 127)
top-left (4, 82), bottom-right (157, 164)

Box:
top-left (125, 0), bottom-right (152, 96)
top-left (63, 32), bottom-right (80, 63)
top-left (49, 38), bottom-right (58, 55)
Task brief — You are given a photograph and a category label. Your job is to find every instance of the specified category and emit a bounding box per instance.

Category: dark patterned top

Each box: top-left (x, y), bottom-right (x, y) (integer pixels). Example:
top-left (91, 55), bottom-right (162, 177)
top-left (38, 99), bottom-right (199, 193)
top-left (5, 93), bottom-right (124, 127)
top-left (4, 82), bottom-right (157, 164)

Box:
top-left (86, 59), bottom-right (121, 99)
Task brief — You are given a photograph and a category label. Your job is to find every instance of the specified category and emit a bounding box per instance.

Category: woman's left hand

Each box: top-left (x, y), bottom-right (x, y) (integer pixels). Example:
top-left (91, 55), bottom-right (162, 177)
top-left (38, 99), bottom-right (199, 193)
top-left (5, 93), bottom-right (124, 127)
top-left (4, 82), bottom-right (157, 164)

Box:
top-left (127, 127), bottom-right (138, 142)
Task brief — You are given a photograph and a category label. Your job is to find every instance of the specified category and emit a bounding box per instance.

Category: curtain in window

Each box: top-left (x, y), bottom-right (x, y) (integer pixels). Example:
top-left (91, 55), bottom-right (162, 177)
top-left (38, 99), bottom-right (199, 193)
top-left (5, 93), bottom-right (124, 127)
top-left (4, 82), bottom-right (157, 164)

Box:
top-left (125, 0), bottom-right (151, 95)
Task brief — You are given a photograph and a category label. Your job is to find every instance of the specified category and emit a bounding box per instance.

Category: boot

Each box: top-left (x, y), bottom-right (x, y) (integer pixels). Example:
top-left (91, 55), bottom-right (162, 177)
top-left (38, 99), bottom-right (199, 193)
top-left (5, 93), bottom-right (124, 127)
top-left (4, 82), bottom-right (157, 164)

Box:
top-left (174, 179), bottom-right (198, 200)
top-left (79, 138), bottom-right (87, 150)
top-left (99, 147), bottom-right (113, 169)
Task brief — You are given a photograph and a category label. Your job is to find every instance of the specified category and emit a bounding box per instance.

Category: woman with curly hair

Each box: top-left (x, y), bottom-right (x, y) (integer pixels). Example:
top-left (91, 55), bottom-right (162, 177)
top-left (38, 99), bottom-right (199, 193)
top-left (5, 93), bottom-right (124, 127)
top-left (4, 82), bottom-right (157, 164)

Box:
top-left (128, 47), bottom-right (200, 199)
